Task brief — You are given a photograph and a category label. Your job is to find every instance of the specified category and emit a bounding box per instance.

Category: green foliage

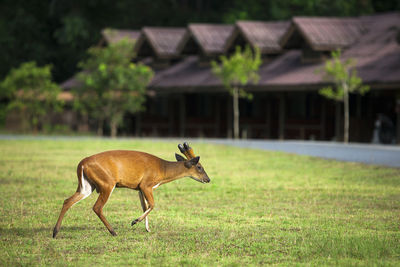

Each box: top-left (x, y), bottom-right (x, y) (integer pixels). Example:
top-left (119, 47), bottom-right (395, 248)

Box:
top-left (0, 139), bottom-right (399, 265)
top-left (221, 0), bottom-right (376, 23)
top-left (268, 0), bottom-right (374, 19)
top-left (211, 45), bottom-right (261, 99)
top-left (54, 15), bottom-right (91, 49)
top-left (74, 39), bottom-right (153, 136)
top-left (317, 49), bottom-right (370, 142)
top-left (0, 61), bottom-right (63, 131)
top-left (317, 49), bottom-right (370, 101)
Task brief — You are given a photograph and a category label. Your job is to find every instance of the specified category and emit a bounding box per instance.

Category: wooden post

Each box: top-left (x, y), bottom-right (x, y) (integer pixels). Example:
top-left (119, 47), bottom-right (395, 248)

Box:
top-left (266, 96), bottom-right (271, 138)
top-left (233, 88), bottom-right (240, 139)
top-left (279, 93), bottom-right (286, 140)
top-left (343, 83), bottom-right (349, 143)
top-left (300, 127), bottom-right (305, 139)
top-left (179, 94), bottom-right (185, 137)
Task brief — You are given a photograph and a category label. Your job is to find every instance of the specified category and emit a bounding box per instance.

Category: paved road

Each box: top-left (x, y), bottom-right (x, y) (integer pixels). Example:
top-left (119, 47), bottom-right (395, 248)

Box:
top-left (1, 135), bottom-right (399, 168)
top-left (208, 139), bottom-right (400, 168)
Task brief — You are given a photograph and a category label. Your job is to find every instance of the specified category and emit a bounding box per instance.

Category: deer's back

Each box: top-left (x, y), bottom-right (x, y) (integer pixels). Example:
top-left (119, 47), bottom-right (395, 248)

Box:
top-left (80, 150), bottom-right (164, 189)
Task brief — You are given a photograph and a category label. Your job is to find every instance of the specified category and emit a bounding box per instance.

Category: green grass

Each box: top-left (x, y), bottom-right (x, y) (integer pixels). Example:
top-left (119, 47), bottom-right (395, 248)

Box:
top-left (0, 138), bottom-right (399, 266)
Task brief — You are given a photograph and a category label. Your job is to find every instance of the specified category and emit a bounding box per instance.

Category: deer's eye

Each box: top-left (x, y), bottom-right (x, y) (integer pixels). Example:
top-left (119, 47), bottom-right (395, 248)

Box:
top-left (197, 165), bottom-right (203, 172)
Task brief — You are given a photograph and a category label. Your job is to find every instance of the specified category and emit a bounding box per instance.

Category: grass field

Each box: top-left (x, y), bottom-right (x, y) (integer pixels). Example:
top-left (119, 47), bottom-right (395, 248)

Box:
top-left (0, 138), bottom-right (399, 266)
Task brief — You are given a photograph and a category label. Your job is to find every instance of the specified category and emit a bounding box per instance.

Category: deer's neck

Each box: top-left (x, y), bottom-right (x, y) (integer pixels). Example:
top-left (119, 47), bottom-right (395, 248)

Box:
top-left (161, 161), bottom-right (189, 184)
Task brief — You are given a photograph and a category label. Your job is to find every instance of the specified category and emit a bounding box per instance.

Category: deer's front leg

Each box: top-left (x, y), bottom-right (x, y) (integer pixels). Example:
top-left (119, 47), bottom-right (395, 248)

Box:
top-left (131, 187), bottom-right (154, 228)
top-left (138, 190), bottom-right (150, 232)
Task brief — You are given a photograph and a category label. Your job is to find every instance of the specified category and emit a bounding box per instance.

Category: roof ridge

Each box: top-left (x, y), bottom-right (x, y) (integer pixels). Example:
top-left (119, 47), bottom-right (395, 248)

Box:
top-left (143, 26), bottom-right (186, 31)
top-left (189, 23), bottom-right (233, 27)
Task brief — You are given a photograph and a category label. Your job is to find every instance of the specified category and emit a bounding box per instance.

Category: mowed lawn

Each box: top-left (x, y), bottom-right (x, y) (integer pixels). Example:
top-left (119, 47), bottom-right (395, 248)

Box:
top-left (0, 138), bottom-right (399, 266)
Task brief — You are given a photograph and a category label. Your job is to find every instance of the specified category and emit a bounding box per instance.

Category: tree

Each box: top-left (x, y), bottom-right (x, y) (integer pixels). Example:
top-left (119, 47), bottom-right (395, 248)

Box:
top-left (0, 61), bottom-right (63, 132)
top-left (74, 39), bottom-right (153, 137)
top-left (317, 49), bottom-right (369, 143)
top-left (212, 45), bottom-right (261, 139)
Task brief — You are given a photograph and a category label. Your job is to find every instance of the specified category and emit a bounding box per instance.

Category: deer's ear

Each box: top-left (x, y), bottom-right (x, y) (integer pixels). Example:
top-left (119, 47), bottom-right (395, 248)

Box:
top-left (175, 153), bottom-right (186, 162)
top-left (184, 156), bottom-right (200, 168)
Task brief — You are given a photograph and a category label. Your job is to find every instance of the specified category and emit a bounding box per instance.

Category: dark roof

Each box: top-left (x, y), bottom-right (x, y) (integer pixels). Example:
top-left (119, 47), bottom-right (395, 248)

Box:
top-left (150, 56), bottom-right (220, 91)
top-left (100, 29), bottom-right (141, 44)
top-left (234, 21), bottom-right (290, 53)
top-left (186, 24), bottom-right (235, 55)
top-left (280, 17), bottom-right (366, 51)
top-left (149, 51), bottom-right (326, 91)
top-left (64, 13), bottom-right (400, 93)
top-left (149, 51), bottom-right (323, 91)
top-left (343, 12), bottom-right (400, 84)
top-left (135, 27), bottom-right (186, 58)
top-left (150, 13), bottom-right (400, 91)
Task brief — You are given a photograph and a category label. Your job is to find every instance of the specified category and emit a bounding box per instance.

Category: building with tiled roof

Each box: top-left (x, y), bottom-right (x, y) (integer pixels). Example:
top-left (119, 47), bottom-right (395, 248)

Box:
top-left (233, 21), bottom-right (290, 54)
top-left (61, 12), bottom-right (400, 143)
top-left (280, 17), bottom-right (366, 51)
top-left (184, 24), bottom-right (235, 56)
top-left (135, 27), bottom-right (186, 59)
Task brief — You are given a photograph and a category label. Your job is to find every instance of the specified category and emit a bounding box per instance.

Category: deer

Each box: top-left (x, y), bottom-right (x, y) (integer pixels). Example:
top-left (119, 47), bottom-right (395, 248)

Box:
top-left (52, 142), bottom-right (210, 238)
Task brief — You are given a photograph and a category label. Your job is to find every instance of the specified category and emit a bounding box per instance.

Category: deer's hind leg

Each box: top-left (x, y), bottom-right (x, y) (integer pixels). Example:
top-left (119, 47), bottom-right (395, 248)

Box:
top-left (53, 171), bottom-right (95, 238)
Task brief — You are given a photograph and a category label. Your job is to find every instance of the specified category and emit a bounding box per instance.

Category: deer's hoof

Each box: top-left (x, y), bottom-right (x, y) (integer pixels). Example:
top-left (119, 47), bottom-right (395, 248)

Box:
top-left (52, 227), bottom-right (59, 238)
top-left (131, 219), bottom-right (139, 226)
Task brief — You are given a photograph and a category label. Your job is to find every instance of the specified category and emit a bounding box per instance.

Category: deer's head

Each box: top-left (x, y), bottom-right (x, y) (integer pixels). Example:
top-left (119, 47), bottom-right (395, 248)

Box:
top-left (175, 142), bottom-right (210, 184)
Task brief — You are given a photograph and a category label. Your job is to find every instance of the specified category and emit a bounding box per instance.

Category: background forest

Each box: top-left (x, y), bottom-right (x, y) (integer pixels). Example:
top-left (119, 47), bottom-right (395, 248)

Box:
top-left (1, 0), bottom-right (399, 83)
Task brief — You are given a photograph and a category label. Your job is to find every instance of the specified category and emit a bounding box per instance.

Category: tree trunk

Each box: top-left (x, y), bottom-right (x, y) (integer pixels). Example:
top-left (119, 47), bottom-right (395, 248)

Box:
top-left (343, 83), bottom-right (349, 143)
top-left (97, 119), bottom-right (104, 136)
top-left (110, 113), bottom-right (123, 138)
top-left (233, 87), bottom-right (240, 139)
top-left (110, 120), bottom-right (118, 138)
top-left (335, 102), bottom-right (342, 141)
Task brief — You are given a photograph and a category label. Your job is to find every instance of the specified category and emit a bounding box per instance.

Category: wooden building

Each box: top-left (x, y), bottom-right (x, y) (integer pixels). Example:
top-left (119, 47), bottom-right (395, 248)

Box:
top-left (61, 12), bottom-right (400, 143)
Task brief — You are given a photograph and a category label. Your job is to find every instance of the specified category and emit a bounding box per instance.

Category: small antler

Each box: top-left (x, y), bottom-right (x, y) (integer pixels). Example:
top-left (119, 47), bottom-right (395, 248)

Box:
top-left (177, 142), bottom-right (196, 160)
top-left (178, 143), bottom-right (189, 159)
top-left (183, 142), bottom-right (196, 159)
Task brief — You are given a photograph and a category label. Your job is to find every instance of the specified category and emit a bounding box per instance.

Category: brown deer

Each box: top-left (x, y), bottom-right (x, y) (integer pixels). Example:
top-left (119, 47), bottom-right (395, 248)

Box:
top-left (53, 142), bottom-right (209, 238)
